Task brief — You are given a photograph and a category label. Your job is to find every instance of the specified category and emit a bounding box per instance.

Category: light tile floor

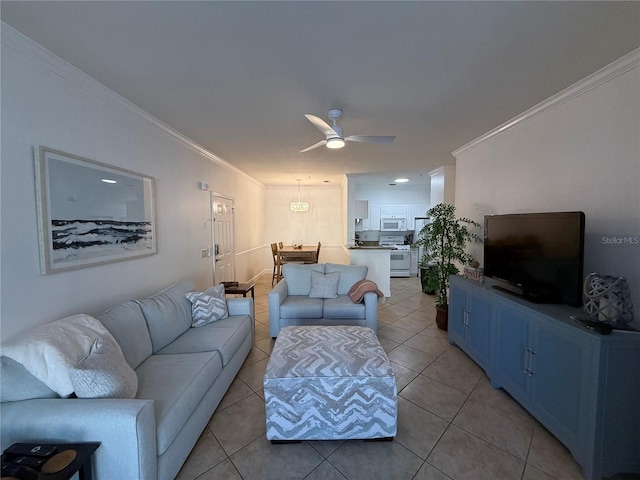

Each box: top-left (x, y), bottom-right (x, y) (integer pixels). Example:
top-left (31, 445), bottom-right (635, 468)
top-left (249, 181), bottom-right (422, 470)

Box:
top-left (175, 275), bottom-right (595, 480)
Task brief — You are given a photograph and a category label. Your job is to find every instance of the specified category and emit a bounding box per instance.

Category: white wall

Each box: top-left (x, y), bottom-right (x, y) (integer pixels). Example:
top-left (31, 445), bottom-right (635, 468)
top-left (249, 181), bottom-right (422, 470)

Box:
top-left (429, 165), bottom-right (455, 206)
top-left (354, 183), bottom-right (430, 206)
top-left (454, 50), bottom-right (640, 311)
top-left (0, 25), bottom-right (265, 341)
top-left (264, 184), bottom-right (348, 264)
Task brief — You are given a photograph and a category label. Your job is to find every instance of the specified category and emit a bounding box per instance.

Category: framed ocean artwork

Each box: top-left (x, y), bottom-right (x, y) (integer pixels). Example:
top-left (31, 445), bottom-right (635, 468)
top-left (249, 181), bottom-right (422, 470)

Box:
top-left (35, 147), bottom-right (156, 274)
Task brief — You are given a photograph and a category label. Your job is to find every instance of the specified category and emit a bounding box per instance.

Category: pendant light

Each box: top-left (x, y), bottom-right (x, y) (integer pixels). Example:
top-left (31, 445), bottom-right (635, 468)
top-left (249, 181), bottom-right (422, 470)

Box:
top-left (290, 179), bottom-right (309, 212)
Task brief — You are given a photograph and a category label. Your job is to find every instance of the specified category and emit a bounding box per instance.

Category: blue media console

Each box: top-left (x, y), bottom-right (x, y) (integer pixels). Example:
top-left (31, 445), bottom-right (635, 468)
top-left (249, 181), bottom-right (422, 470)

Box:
top-left (448, 275), bottom-right (640, 480)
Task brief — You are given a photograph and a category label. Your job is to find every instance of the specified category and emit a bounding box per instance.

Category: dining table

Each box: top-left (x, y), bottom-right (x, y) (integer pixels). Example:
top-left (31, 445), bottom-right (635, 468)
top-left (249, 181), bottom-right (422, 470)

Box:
top-left (277, 245), bottom-right (317, 267)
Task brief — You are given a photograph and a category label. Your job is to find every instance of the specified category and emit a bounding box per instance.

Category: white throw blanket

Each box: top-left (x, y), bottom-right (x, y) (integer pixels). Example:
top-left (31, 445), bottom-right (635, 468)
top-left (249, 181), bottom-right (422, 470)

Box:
top-left (1, 314), bottom-right (119, 397)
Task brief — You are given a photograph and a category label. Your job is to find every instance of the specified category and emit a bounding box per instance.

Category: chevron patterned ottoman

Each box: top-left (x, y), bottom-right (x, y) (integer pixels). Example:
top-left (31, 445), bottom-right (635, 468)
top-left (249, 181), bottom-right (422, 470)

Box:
top-left (264, 325), bottom-right (397, 441)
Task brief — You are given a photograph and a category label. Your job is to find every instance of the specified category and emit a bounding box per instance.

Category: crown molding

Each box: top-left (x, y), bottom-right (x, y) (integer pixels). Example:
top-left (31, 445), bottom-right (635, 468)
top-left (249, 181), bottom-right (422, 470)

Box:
top-left (1, 22), bottom-right (264, 188)
top-left (452, 48), bottom-right (640, 158)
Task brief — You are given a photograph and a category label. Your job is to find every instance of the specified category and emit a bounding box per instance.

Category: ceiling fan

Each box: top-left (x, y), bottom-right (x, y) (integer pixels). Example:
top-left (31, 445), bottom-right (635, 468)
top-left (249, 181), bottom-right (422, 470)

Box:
top-left (300, 109), bottom-right (395, 153)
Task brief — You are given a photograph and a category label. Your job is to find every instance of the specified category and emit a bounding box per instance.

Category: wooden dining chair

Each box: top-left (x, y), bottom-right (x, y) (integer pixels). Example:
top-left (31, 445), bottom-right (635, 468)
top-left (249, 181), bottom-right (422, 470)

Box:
top-left (304, 242), bottom-right (321, 264)
top-left (278, 242), bottom-right (284, 249)
top-left (271, 243), bottom-right (281, 286)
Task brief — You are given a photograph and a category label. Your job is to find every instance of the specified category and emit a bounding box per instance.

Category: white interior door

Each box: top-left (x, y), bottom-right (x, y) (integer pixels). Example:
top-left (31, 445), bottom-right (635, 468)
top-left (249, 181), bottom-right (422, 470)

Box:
top-left (212, 194), bottom-right (235, 283)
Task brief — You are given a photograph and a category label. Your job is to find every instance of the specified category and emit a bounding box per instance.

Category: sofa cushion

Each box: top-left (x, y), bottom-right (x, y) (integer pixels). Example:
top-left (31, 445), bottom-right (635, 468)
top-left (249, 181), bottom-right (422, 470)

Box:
top-left (186, 284), bottom-right (228, 327)
top-left (69, 336), bottom-right (138, 399)
top-left (157, 315), bottom-right (252, 366)
top-left (309, 271), bottom-right (340, 299)
top-left (0, 356), bottom-right (58, 402)
top-left (96, 300), bottom-right (153, 369)
top-left (323, 296), bottom-right (367, 319)
top-left (137, 280), bottom-right (195, 353)
top-left (135, 351), bottom-right (222, 455)
top-left (282, 264), bottom-right (325, 296)
top-left (280, 297), bottom-right (324, 319)
top-left (325, 263), bottom-right (368, 295)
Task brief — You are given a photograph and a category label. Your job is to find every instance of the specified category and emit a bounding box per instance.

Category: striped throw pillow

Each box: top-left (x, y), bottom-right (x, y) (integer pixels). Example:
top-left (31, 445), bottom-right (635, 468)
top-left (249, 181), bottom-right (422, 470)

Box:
top-left (185, 284), bottom-right (228, 327)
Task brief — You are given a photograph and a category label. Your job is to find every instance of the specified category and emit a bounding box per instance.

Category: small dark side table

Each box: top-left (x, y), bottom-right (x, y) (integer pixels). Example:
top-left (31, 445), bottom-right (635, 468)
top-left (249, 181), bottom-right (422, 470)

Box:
top-left (2, 442), bottom-right (99, 480)
top-left (223, 282), bottom-right (255, 298)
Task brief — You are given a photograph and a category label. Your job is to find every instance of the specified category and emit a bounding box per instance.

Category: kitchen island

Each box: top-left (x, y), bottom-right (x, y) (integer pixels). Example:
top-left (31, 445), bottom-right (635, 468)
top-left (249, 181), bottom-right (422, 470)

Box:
top-left (347, 246), bottom-right (392, 297)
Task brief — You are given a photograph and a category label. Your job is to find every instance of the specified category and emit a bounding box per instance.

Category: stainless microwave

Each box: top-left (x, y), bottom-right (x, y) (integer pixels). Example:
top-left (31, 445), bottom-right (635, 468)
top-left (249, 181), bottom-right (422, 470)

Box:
top-left (380, 217), bottom-right (406, 231)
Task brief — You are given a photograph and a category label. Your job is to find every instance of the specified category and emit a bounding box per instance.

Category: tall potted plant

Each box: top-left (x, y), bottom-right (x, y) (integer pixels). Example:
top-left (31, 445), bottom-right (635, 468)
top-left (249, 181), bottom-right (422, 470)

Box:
top-left (416, 203), bottom-right (481, 330)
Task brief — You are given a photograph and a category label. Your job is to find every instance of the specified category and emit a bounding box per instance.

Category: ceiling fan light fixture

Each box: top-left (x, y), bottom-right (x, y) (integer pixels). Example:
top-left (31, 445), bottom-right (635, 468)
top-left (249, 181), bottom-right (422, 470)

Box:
top-left (326, 137), bottom-right (345, 149)
top-left (300, 109), bottom-right (394, 152)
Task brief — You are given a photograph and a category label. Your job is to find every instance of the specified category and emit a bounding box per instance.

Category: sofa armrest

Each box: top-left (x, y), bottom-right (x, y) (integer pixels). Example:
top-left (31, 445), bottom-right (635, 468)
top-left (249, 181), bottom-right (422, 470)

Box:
top-left (227, 297), bottom-right (255, 337)
top-left (227, 298), bottom-right (254, 319)
top-left (363, 291), bottom-right (379, 333)
top-left (1, 398), bottom-right (157, 480)
top-left (268, 280), bottom-right (289, 337)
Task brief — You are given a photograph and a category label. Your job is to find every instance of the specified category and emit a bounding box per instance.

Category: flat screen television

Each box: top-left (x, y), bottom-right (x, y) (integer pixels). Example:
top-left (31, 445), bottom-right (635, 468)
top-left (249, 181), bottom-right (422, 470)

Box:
top-left (484, 211), bottom-right (585, 307)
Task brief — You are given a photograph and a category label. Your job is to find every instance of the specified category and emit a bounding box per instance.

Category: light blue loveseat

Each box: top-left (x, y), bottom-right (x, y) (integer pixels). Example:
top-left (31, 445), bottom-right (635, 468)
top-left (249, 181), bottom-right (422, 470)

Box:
top-left (268, 263), bottom-right (378, 338)
top-left (0, 279), bottom-right (254, 480)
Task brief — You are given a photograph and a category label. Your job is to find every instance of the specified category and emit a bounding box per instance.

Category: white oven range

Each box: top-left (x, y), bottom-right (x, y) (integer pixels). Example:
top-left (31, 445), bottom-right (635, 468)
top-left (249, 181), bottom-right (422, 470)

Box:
top-left (379, 235), bottom-right (411, 277)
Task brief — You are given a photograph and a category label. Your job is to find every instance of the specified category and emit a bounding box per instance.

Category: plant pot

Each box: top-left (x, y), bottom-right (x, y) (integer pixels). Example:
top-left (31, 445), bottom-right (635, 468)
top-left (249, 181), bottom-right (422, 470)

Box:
top-left (435, 304), bottom-right (448, 331)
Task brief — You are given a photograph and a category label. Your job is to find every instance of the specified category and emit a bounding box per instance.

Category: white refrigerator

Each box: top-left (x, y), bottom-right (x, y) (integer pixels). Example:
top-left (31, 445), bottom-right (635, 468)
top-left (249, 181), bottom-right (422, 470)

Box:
top-left (413, 217), bottom-right (430, 273)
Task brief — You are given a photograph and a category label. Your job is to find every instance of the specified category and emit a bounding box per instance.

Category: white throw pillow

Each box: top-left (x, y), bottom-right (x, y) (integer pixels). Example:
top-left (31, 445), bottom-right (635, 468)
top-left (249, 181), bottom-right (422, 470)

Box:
top-left (69, 336), bottom-right (138, 399)
top-left (185, 284), bottom-right (228, 327)
top-left (309, 271), bottom-right (341, 299)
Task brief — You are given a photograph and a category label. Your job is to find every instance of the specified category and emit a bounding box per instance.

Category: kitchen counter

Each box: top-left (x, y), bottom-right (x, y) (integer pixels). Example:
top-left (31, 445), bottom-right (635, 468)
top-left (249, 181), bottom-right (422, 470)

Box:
top-left (347, 247), bottom-right (391, 297)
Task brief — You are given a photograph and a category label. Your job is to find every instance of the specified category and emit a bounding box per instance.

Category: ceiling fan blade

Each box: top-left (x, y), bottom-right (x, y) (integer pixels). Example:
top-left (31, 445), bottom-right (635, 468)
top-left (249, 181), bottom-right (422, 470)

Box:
top-left (299, 139), bottom-right (327, 153)
top-left (304, 114), bottom-right (339, 136)
top-left (345, 135), bottom-right (396, 144)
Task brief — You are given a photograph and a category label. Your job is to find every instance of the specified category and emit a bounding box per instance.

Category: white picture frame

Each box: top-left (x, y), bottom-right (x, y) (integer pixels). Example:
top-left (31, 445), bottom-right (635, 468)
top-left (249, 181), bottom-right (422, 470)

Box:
top-left (35, 146), bottom-right (157, 274)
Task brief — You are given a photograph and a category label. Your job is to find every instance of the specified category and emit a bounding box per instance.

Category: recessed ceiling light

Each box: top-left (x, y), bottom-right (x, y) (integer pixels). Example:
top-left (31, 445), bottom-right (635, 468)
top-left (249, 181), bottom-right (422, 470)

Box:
top-left (394, 178), bottom-right (409, 183)
top-left (101, 178), bottom-right (117, 184)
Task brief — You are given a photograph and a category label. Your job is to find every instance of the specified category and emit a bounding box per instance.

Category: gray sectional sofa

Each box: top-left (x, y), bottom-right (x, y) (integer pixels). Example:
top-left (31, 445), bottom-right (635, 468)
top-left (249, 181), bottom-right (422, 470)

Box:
top-left (268, 263), bottom-right (379, 337)
top-left (0, 279), bottom-right (254, 480)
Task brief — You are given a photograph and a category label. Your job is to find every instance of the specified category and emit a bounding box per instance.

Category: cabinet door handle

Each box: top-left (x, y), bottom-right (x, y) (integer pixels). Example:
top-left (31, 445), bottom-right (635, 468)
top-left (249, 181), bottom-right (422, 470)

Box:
top-left (523, 347), bottom-right (535, 376)
top-left (464, 309), bottom-right (470, 328)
